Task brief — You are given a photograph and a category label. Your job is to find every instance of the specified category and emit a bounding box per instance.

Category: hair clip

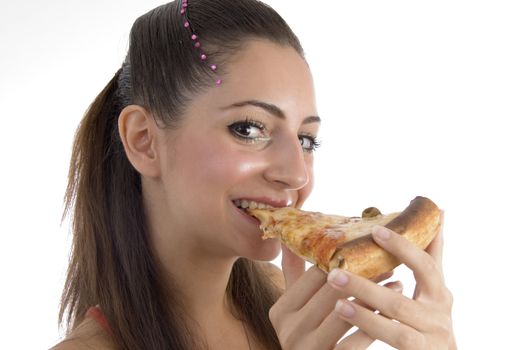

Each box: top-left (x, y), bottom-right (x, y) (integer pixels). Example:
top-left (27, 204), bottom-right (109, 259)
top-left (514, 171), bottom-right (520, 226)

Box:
top-left (180, 0), bottom-right (222, 85)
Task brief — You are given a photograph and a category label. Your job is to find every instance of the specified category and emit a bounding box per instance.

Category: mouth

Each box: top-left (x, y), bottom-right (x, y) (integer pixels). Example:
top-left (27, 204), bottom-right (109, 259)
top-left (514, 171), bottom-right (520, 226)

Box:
top-left (231, 198), bottom-right (291, 226)
top-left (233, 199), bottom-right (276, 211)
top-left (231, 200), bottom-right (263, 226)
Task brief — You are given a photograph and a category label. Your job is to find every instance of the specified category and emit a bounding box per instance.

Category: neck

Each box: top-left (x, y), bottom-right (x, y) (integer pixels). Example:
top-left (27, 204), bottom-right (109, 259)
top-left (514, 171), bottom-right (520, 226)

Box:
top-left (169, 250), bottom-right (237, 320)
top-left (152, 231), bottom-right (238, 320)
top-left (158, 246), bottom-right (254, 349)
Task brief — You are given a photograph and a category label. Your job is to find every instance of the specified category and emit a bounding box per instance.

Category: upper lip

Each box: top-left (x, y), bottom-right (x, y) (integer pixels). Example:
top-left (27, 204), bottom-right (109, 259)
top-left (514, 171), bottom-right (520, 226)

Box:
top-left (232, 197), bottom-right (293, 208)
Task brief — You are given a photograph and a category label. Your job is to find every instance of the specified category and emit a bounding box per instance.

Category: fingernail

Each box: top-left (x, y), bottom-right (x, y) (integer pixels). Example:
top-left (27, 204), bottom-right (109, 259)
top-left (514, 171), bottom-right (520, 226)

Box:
top-left (372, 226), bottom-right (391, 240)
top-left (391, 282), bottom-right (403, 293)
top-left (328, 269), bottom-right (349, 286)
top-left (336, 299), bottom-right (355, 318)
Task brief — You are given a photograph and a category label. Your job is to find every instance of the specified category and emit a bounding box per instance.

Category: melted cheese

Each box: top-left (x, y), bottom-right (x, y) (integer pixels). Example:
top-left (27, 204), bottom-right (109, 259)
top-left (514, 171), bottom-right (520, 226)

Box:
top-left (248, 207), bottom-right (400, 268)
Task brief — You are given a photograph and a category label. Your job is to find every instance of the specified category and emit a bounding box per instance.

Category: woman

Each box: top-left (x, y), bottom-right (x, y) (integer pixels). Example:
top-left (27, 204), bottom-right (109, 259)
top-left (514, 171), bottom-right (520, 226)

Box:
top-left (52, 0), bottom-right (456, 349)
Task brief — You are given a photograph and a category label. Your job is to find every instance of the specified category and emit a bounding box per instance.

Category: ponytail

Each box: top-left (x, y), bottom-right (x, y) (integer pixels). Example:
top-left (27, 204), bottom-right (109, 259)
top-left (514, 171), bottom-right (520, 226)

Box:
top-left (60, 70), bottom-right (199, 349)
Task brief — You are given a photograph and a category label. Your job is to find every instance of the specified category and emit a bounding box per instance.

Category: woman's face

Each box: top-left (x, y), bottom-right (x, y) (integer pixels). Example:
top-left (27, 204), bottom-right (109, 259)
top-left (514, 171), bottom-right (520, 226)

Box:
top-left (153, 40), bottom-right (319, 262)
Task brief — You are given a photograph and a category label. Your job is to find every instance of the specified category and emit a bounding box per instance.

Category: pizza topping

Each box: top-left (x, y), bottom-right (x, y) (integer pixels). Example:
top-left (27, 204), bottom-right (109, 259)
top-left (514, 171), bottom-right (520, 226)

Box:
top-left (325, 226), bottom-right (347, 239)
top-left (362, 207), bottom-right (382, 218)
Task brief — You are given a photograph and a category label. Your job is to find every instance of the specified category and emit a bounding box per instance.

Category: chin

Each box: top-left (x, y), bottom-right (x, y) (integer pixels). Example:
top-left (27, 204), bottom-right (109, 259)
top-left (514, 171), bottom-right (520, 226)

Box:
top-left (244, 238), bottom-right (281, 262)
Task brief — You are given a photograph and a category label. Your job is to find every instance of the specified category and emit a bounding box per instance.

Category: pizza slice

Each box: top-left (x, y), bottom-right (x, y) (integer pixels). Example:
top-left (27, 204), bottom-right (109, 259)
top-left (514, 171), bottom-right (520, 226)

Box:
top-left (247, 196), bottom-right (441, 279)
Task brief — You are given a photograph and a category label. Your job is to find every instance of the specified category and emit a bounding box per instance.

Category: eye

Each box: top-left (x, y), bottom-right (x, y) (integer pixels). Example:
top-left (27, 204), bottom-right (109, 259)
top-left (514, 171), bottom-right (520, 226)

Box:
top-left (299, 134), bottom-right (321, 152)
top-left (228, 119), bottom-right (268, 142)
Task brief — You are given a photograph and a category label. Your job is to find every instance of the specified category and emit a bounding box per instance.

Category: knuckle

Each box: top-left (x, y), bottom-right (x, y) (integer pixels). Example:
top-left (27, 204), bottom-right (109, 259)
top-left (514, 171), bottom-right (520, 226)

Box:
top-left (436, 318), bottom-right (453, 338)
top-left (279, 329), bottom-right (304, 350)
top-left (268, 306), bottom-right (302, 349)
top-left (432, 309), bottom-right (454, 338)
top-left (280, 336), bottom-right (294, 350)
top-left (310, 335), bottom-right (334, 350)
top-left (397, 330), bottom-right (424, 349)
top-left (420, 255), bottom-right (439, 275)
top-left (443, 288), bottom-right (454, 309)
top-left (268, 302), bottom-right (283, 327)
top-left (335, 342), bottom-right (355, 350)
top-left (388, 296), bottom-right (409, 319)
top-left (433, 286), bottom-right (453, 310)
top-left (340, 340), bottom-right (362, 350)
top-left (426, 311), bottom-right (451, 337)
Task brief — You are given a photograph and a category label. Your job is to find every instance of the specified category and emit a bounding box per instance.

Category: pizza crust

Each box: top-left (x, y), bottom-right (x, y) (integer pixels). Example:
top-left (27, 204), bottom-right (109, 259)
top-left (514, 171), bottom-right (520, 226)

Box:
top-left (330, 196), bottom-right (441, 278)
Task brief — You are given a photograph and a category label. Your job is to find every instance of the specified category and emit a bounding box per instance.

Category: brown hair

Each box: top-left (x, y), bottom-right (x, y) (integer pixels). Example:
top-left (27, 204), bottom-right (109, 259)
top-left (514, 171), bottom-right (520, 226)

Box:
top-left (60, 0), bottom-right (304, 349)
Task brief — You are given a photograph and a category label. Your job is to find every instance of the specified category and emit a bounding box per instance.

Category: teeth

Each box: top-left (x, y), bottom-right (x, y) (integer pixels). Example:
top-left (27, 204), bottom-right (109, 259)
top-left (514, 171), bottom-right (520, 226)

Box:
top-left (234, 199), bottom-right (275, 210)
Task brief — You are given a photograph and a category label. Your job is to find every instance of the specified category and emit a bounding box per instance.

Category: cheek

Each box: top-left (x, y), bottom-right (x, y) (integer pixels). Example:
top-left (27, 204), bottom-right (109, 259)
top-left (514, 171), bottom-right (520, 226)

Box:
top-left (176, 140), bottom-right (265, 192)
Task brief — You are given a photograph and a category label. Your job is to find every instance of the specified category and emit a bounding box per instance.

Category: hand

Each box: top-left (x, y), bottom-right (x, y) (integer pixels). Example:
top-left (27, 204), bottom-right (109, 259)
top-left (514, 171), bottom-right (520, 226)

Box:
top-left (269, 245), bottom-right (403, 350)
top-left (327, 212), bottom-right (456, 349)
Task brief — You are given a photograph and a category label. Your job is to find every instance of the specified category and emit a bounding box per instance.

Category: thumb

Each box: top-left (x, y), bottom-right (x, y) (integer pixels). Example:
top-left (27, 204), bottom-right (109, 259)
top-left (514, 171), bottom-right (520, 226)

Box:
top-left (281, 244), bottom-right (305, 289)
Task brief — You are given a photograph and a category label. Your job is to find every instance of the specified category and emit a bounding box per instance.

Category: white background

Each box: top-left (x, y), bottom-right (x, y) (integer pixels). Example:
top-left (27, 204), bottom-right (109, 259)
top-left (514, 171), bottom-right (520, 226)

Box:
top-left (1, 0), bottom-right (525, 348)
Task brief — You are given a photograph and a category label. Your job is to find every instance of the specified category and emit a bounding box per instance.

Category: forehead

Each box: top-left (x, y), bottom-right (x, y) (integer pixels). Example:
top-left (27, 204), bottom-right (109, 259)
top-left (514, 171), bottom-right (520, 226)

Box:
top-left (199, 39), bottom-right (317, 117)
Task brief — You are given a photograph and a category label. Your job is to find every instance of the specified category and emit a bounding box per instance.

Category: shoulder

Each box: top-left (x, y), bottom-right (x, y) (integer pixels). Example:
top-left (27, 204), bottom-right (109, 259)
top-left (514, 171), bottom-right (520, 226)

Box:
top-left (49, 318), bottom-right (116, 350)
top-left (49, 339), bottom-right (93, 350)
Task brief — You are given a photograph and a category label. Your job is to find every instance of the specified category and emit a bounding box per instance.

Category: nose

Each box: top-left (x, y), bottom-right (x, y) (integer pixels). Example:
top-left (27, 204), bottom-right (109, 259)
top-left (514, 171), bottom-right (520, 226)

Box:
top-left (263, 133), bottom-right (310, 190)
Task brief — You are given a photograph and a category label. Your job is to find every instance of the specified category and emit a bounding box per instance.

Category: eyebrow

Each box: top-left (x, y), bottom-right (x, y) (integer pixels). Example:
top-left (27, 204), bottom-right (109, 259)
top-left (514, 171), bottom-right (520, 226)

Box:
top-left (221, 99), bottom-right (321, 124)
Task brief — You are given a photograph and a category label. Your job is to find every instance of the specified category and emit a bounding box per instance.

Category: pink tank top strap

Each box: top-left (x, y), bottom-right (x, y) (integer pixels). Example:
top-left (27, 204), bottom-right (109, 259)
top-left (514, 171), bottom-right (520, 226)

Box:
top-left (85, 306), bottom-right (112, 334)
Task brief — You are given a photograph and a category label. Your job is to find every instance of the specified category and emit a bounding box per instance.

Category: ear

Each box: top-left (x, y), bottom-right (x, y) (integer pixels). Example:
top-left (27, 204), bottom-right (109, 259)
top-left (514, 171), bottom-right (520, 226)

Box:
top-left (118, 105), bottom-right (161, 178)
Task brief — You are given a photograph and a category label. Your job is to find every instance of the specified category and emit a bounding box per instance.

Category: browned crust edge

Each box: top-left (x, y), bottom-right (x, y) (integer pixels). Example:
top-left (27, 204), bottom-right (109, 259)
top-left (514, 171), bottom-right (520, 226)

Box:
top-left (327, 196), bottom-right (441, 278)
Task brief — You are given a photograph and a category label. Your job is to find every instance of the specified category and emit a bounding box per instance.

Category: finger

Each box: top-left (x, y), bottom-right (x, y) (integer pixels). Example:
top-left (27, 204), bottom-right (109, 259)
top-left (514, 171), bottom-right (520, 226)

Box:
top-left (313, 280), bottom-right (404, 346)
top-left (300, 269), bottom-right (394, 321)
top-left (308, 311), bottom-right (355, 348)
top-left (327, 269), bottom-right (429, 331)
top-left (300, 270), bottom-right (397, 330)
top-left (383, 280), bottom-right (403, 293)
top-left (371, 225), bottom-right (444, 295)
top-left (298, 281), bottom-right (349, 331)
top-left (281, 244), bottom-right (306, 289)
top-left (353, 280), bottom-right (403, 310)
top-left (425, 210), bottom-right (445, 275)
top-left (334, 329), bottom-right (375, 350)
top-left (276, 265), bottom-right (327, 311)
top-left (334, 299), bottom-right (425, 350)
top-left (370, 270), bottom-right (394, 283)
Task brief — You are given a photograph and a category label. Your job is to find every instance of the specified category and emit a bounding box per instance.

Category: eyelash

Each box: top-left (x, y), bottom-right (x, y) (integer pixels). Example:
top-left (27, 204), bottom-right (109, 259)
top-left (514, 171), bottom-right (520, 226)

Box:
top-left (227, 118), bottom-right (321, 152)
top-left (299, 133), bottom-right (322, 153)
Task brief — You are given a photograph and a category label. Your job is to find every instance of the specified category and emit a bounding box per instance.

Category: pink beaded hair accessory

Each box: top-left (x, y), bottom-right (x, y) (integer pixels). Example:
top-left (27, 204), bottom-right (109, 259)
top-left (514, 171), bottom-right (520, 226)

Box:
top-left (180, 0), bottom-right (222, 85)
